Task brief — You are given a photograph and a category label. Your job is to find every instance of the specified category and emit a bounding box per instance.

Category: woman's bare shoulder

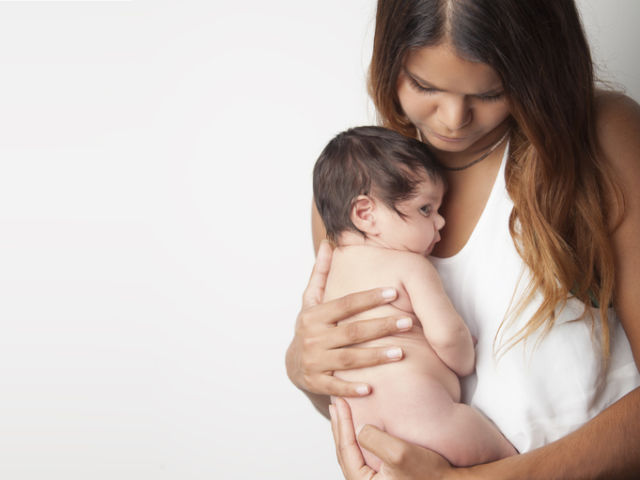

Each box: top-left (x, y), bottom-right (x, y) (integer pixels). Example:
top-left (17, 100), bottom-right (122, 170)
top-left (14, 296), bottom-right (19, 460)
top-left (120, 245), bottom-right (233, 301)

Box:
top-left (595, 89), bottom-right (640, 112)
top-left (595, 93), bottom-right (640, 365)
top-left (595, 91), bottom-right (640, 151)
top-left (595, 91), bottom-right (640, 165)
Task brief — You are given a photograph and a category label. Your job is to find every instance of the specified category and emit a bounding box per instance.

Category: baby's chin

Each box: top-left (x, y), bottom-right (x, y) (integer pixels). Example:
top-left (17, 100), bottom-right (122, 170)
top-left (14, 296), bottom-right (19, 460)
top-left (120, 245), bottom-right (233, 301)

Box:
top-left (408, 246), bottom-right (433, 257)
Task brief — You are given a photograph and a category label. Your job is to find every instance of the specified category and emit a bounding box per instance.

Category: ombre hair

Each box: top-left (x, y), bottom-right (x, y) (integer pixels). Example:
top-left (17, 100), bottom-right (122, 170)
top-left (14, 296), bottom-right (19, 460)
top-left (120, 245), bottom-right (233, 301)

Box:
top-left (369, 0), bottom-right (623, 357)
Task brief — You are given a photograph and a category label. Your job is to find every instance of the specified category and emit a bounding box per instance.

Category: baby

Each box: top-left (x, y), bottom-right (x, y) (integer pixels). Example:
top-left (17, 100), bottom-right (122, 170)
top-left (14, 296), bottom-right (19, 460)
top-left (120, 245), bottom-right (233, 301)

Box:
top-left (313, 126), bottom-right (516, 470)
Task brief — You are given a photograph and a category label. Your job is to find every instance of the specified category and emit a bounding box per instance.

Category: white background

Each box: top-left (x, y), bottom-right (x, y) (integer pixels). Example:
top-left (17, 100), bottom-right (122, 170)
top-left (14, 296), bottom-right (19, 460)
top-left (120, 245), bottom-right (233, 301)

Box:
top-left (0, 1), bottom-right (637, 479)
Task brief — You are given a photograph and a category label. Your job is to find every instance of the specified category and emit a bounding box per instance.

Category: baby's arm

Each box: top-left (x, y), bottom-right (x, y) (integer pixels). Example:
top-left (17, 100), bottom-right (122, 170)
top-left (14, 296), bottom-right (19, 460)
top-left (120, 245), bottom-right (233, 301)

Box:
top-left (403, 256), bottom-right (474, 377)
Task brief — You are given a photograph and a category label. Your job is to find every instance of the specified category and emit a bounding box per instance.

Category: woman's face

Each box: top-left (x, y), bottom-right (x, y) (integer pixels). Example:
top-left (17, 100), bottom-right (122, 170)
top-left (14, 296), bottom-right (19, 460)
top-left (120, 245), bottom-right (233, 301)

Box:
top-left (397, 43), bottom-right (511, 153)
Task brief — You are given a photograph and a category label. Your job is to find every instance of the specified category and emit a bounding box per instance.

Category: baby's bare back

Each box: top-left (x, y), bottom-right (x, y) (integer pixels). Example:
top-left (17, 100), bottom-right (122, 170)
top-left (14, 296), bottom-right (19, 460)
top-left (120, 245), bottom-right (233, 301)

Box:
top-left (324, 245), bottom-right (460, 401)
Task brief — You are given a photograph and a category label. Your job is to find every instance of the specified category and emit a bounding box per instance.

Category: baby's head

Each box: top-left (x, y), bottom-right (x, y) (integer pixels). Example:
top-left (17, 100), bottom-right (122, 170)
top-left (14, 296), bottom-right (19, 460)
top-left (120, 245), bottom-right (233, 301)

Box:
top-left (313, 126), bottom-right (446, 256)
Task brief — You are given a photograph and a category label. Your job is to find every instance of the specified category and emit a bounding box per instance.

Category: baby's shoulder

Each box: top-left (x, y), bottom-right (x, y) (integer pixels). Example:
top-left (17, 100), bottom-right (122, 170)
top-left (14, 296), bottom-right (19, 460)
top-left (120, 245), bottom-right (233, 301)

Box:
top-left (372, 249), bottom-right (440, 282)
top-left (335, 245), bottom-right (430, 264)
top-left (331, 246), bottom-right (435, 278)
top-left (389, 249), bottom-right (434, 268)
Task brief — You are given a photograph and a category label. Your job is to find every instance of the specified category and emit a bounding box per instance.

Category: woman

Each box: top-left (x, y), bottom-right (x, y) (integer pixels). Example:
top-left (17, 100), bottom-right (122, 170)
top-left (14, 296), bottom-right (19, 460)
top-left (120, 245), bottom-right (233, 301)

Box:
top-left (286, 0), bottom-right (640, 478)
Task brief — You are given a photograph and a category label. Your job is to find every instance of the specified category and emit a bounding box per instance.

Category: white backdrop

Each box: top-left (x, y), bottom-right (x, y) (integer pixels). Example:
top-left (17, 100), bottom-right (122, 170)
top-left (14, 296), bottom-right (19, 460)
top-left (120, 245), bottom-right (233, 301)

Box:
top-left (0, 1), bottom-right (636, 479)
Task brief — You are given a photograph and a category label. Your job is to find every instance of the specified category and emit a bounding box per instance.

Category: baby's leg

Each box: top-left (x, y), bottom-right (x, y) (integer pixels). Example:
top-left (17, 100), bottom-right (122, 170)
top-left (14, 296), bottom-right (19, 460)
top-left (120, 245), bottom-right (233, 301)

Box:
top-left (341, 396), bottom-right (386, 472)
top-left (376, 376), bottom-right (517, 467)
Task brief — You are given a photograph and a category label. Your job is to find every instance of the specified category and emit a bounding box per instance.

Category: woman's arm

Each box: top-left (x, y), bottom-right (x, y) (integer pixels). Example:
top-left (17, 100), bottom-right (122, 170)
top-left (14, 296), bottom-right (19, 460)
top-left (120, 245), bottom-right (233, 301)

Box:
top-left (285, 203), bottom-right (416, 418)
top-left (464, 87), bottom-right (640, 480)
top-left (331, 93), bottom-right (640, 479)
top-left (332, 389), bottom-right (640, 479)
top-left (602, 92), bottom-right (640, 368)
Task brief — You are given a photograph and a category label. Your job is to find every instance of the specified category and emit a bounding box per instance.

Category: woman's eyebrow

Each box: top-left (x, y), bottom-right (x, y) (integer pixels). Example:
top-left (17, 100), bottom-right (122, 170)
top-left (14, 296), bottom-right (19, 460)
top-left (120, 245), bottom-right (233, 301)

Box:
top-left (403, 67), bottom-right (504, 96)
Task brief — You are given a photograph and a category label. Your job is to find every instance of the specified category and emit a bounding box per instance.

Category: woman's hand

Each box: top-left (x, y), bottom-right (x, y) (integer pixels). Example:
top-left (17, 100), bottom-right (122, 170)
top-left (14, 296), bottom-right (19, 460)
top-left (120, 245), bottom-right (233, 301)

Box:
top-left (330, 397), bottom-right (455, 480)
top-left (285, 241), bottom-right (415, 399)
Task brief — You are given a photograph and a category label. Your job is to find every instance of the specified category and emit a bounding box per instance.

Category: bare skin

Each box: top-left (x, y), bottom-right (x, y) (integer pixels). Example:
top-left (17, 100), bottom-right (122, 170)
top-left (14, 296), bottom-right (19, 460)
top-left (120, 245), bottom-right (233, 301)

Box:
top-left (326, 94), bottom-right (640, 479)
top-left (287, 239), bottom-right (410, 417)
top-left (285, 42), bottom-right (640, 479)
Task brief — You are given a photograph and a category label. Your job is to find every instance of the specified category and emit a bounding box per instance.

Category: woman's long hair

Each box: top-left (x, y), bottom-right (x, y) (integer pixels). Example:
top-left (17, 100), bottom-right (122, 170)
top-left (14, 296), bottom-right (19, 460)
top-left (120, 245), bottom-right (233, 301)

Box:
top-left (369, 0), bottom-right (623, 357)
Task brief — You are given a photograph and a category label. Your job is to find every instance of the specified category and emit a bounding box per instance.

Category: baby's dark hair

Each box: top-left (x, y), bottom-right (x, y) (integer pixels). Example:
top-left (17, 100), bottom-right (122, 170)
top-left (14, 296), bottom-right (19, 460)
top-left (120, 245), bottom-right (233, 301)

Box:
top-left (313, 126), bottom-right (444, 243)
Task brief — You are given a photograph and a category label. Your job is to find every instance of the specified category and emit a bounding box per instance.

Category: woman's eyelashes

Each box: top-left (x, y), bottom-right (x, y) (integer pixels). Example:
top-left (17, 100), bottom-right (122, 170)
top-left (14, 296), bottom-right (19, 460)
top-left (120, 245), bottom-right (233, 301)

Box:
top-left (406, 74), bottom-right (504, 102)
top-left (406, 75), bottom-right (438, 95)
top-left (476, 92), bottom-right (505, 102)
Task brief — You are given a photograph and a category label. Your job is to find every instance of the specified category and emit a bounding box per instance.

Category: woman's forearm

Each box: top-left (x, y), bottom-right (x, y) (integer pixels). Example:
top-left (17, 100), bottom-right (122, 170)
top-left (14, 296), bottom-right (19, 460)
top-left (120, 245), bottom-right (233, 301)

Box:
top-left (461, 387), bottom-right (640, 480)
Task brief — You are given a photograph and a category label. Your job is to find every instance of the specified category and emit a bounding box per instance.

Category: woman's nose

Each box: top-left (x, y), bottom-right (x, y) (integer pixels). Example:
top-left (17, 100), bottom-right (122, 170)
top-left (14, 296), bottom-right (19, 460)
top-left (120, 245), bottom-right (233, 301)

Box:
top-left (437, 95), bottom-right (471, 132)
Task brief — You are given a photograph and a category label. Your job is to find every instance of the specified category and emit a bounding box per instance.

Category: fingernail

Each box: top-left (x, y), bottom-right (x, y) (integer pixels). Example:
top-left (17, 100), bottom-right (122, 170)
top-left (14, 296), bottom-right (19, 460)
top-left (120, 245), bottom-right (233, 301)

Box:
top-left (396, 317), bottom-right (412, 330)
top-left (381, 288), bottom-right (396, 300)
top-left (355, 384), bottom-right (370, 396)
top-left (386, 347), bottom-right (403, 359)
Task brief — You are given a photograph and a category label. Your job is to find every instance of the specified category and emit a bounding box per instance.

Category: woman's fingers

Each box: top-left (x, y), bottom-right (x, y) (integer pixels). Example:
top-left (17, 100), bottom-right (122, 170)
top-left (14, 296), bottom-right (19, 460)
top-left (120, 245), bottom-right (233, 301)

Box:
top-left (289, 313), bottom-right (408, 394)
top-left (326, 346), bottom-right (405, 371)
top-left (357, 424), bottom-right (410, 467)
top-left (313, 375), bottom-right (371, 398)
top-left (357, 422), bottom-right (453, 478)
top-left (299, 287), bottom-right (398, 330)
top-left (294, 314), bottom-right (411, 395)
top-left (292, 240), bottom-right (408, 397)
top-left (331, 398), bottom-right (377, 479)
top-left (299, 346), bottom-right (404, 397)
top-left (326, 287), bottom-right (398, 323)
top-left (326, 315), bottom-right (413, 349)
top-left (302, 241), bottom-right (398, 325)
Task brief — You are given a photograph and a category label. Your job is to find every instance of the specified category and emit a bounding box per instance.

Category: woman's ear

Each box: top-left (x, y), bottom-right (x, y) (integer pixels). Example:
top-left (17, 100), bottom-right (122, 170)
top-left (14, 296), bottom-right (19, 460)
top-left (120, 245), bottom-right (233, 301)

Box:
top-left (350, 195), bottom-right (378, 235)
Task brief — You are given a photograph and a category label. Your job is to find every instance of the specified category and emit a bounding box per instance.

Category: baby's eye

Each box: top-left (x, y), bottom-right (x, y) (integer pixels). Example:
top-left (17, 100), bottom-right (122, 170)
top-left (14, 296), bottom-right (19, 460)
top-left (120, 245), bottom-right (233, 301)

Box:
top-left (420, 205), bottom-right (432, 216)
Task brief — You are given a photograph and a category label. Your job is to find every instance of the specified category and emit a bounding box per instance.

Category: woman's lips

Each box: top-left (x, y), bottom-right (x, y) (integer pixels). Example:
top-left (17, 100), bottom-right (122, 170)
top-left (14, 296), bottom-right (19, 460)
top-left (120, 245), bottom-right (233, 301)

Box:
top-left (430, 131), bottom-right (467, 143)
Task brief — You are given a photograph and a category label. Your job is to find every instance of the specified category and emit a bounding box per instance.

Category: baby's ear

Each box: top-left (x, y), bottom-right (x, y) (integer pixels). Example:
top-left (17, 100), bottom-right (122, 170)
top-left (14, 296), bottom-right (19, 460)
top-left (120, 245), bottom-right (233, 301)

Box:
top-left (350, 195), bottom-right (378, 234)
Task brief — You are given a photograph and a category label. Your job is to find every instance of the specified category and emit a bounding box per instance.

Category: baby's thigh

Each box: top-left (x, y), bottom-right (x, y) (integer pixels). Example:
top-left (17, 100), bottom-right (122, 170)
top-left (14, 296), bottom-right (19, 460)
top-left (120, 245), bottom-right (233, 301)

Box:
top-left (341, 394), bottom-right (386, 437)
top-left (343, 367), bottom-right (454, 423)
top-left (341, 395), bottom-right (387, 472)
top-left (375, 372), bottom-right (457, 440)
top-left (342, 371), bottom-right (460, 472)
top-left (374, 374), bottom-right (515, 466)
top-left (343, 364), bottom-right (458, 428)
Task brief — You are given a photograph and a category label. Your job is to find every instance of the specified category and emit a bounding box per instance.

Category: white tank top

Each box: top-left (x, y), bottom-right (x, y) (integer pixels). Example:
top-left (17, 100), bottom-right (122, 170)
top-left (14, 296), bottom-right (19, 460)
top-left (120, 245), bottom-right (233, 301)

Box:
top-left (430, 145), bottom-right (640, 453)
